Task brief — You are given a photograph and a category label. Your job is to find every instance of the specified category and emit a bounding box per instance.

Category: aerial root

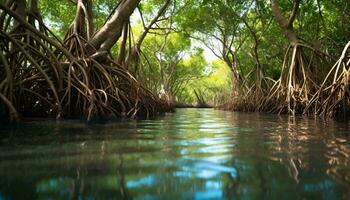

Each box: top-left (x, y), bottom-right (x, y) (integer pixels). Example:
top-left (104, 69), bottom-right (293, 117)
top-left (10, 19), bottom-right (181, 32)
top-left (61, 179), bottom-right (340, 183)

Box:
top-left (0, 6), bottom-right (170, 121)
top-left (223, 67), bottom-right (274, 112)
top-left (261, 43), bottom-right (331, 115)
top-left (304, 41), bottom-right (350, 118)
top-left (225, 42), bottom-right (336, 117)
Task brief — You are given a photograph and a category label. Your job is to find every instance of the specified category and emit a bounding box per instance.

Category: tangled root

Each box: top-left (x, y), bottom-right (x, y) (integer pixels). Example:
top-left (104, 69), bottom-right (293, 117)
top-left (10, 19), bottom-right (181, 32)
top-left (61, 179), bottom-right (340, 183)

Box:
top-left (262, 43), bottom-right (332, 115)
top-left (0, 5), bottom-right (170, 122)
top-left (304, 41), bottom-right (350, 118)
top-left (224, 67), bottom-right (274, 112)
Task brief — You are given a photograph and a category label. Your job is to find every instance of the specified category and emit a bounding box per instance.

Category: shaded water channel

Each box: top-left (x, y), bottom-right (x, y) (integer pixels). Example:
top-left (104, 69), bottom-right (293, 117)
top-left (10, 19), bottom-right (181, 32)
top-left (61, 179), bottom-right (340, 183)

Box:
top-left (0, 108), bottom-right (350, 199)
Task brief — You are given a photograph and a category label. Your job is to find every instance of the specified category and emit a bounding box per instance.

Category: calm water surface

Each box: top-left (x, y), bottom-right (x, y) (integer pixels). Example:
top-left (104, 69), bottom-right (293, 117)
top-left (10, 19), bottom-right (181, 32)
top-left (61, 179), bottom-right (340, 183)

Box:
top-left (0, 108), bottom-right (350, 199)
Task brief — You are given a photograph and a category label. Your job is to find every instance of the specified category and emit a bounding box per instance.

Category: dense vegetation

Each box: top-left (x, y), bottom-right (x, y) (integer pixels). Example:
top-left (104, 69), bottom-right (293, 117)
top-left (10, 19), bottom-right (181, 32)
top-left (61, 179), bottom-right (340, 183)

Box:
top-left (0, 0), bottom-right (349, 121)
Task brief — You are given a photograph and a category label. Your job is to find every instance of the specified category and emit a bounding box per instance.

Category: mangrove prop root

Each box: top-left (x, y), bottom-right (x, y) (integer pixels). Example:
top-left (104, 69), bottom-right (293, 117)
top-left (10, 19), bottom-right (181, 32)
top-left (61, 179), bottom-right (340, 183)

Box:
top-left (261, 44), bottom-right (330, 115)
top-left (225, 42), bottom-right (334, 117)
top-left (0, 5), bottom-right (169, 121)
top-left (304, 41), bottom-right (350, 118)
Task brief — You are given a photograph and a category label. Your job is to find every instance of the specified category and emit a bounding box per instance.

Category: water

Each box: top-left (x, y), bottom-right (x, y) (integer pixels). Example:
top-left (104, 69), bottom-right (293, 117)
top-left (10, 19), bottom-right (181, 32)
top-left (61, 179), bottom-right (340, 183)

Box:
top-left (0, 108), bottom-right (350, 200)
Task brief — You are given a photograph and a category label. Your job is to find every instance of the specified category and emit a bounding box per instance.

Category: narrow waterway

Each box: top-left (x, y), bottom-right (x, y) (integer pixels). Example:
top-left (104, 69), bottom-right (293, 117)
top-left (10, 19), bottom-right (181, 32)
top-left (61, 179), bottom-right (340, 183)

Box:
top-left (0, 108), bottom-right (350, 199)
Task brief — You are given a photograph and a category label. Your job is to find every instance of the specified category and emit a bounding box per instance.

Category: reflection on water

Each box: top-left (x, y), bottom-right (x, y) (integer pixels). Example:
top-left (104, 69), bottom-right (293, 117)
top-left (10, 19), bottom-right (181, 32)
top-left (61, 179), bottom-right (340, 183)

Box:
top-left (0, 108), bottom-right (350, 199)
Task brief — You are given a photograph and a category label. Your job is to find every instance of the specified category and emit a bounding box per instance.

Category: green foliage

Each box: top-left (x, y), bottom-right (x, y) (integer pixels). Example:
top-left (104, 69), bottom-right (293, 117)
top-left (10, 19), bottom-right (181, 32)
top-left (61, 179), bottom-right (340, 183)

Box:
top-left (178, 60), bottom-right (232, 105)
top-left (39, 0), bottom-right (121, 38)
top-left (39, 0), bottom-right (75, 38)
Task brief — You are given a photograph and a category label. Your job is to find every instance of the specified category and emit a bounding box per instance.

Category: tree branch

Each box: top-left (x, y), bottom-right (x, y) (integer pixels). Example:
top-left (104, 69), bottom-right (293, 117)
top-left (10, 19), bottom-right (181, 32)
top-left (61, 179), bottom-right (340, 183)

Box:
top-left (287, 0), bottom-right (300, 28)
top-left (88, 0), bottom-right (141, 52)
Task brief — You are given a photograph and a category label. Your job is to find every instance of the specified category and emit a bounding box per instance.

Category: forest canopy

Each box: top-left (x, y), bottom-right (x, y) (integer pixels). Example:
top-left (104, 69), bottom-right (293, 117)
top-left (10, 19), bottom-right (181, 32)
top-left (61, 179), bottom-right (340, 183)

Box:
top-left (0, 0), bottom-right (349, 121)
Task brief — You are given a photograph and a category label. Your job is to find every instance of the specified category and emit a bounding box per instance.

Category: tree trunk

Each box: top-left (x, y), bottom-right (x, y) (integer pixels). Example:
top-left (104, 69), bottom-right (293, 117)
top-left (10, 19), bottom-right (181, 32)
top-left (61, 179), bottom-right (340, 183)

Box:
top-left (125, 0), bottom-right (171, 68)
top-left (88, 0), bottom-right (141, 53)
top-left (13, 0), bottom-right (26, 30)
top-left (270, 0), bottom-right (300, 44)
top-left (116, 21), bottom-right (129, 66)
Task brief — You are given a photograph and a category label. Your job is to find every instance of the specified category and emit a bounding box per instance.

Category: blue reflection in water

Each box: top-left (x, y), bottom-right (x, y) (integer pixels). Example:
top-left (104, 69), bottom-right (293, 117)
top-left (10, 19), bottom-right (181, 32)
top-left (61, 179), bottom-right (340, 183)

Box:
top-left (127, 176), bottom-right (156, 188)
top-left (0, 193), bottom-right (7, 200)
top-left (0, 108), bottom-right (349, 199)
top-left (205, 181), bottom-right (221, 189)
top-left (194, 190), bottom-right (223, 199)
top-left (36, 177), bottom-right (74, 199)
top-left (304, 180), bottom-right (335, 192)
top-left (303, 180), bottom-right (338, 199)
